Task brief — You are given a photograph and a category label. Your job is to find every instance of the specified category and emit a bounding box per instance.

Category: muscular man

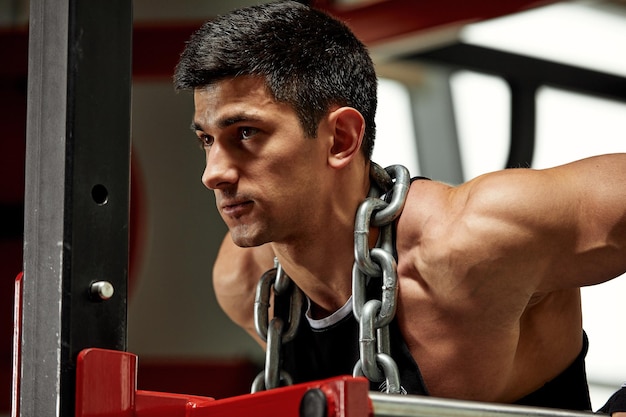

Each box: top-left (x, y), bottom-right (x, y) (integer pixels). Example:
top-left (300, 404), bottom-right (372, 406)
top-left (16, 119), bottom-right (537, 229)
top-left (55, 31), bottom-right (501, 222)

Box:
top-left (174, 1), bottom-right (626, 411)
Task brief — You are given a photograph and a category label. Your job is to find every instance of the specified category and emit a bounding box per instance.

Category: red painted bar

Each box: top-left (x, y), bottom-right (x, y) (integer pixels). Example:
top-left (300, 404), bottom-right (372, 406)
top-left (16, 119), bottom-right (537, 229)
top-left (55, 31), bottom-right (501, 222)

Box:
top-left (75, 348), bottom-right (371, 417)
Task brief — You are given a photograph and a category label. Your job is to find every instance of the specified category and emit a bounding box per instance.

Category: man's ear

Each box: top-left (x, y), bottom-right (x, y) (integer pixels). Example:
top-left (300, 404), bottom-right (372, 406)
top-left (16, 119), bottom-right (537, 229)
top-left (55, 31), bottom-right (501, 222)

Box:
top-left (327, 107), bottom-right (365, 169)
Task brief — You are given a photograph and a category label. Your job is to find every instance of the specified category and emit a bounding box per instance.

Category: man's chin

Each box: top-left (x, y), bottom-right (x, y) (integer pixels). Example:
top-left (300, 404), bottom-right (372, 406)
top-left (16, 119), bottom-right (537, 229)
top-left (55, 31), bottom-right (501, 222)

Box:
top-left (229, 228), bottom-right (269, 248)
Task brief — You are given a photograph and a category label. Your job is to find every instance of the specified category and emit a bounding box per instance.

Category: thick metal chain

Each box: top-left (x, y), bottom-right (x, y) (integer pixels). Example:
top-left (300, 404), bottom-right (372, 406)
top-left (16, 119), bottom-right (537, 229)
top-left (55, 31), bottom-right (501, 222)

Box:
top-left (352, 163), bottom-right (410, 394)
top-left (251, 162), bottom-right (410, 394)
top-left (251, 260), bottom-right (303, 393)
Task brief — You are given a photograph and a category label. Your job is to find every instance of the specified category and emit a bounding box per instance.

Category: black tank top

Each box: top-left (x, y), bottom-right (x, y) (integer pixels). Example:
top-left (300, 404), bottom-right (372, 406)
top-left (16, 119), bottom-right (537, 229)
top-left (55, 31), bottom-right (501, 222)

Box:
top-left (281, 298), bottom-right (428, 395)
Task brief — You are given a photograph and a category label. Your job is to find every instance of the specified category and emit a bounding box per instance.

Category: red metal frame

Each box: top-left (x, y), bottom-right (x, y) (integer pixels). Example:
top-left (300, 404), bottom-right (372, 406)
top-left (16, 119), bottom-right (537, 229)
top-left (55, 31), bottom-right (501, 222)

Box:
top-left (75, 348), bottom-right (372, 417)
top-left (315, 0), bottom-right (559, 45)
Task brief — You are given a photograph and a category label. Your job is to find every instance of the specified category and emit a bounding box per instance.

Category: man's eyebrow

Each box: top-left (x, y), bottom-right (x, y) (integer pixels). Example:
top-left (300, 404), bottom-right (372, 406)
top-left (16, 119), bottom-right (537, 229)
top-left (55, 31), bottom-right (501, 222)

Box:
top-left (219, 114), bottom-right (262, 128)
top-left (190, 113), bottom-right (262, 132)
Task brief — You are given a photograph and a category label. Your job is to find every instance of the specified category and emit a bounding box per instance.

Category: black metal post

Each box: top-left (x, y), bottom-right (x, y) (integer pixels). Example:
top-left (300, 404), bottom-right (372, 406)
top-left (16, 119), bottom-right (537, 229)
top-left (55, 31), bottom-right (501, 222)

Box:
top-left (20, 0), bottom-right (132, 415)
top-left (407, 43), bottom-right (626, 172)
top-left (506, 79), bottom-right (537, 168)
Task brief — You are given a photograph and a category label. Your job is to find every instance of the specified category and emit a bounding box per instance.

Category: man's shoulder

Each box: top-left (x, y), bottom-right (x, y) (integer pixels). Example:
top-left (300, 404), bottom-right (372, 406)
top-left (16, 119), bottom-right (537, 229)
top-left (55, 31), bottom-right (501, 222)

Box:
top-left (395, 179), bottom-right (454, 241)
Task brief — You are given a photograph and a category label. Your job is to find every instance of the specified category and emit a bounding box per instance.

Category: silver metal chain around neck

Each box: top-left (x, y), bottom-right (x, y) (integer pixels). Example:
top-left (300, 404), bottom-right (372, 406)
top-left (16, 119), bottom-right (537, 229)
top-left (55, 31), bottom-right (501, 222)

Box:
top-left (251, 162), bottom-right (411, 394)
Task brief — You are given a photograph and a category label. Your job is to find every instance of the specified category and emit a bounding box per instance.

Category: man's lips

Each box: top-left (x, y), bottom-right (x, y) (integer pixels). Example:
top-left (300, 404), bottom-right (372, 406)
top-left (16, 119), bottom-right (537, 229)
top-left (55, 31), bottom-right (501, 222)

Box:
top-left (221, 200), bottom-right (253, 216)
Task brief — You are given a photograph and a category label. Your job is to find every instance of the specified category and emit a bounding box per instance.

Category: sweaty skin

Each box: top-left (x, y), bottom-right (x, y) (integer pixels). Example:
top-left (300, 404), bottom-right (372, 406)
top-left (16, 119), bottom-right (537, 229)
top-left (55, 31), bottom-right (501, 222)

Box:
top-left (198, 76), bottom-right (626, 403)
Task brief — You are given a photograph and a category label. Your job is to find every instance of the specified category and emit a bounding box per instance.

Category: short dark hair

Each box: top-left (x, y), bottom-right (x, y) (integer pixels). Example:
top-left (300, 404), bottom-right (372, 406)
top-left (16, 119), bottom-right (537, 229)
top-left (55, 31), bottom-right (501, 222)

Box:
top-left (174, 0), bottom-right (377, 158)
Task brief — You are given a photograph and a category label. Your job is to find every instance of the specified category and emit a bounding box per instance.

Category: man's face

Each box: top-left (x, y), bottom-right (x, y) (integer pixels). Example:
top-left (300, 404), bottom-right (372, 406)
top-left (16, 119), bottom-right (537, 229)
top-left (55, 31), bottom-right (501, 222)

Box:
top-left (192, 76), bottom-right (327, 247)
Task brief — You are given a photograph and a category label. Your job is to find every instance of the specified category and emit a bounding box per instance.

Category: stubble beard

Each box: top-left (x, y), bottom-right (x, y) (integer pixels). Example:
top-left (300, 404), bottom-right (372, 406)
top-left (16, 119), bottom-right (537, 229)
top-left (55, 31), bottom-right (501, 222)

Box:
top-left (227, 222), bottom-right (272, 248)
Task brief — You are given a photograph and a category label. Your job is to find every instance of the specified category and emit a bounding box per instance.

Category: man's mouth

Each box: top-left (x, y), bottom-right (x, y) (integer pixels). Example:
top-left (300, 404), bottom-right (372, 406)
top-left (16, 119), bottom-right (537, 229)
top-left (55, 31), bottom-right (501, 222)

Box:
top-left (221, 200), bottom-right (253, 217)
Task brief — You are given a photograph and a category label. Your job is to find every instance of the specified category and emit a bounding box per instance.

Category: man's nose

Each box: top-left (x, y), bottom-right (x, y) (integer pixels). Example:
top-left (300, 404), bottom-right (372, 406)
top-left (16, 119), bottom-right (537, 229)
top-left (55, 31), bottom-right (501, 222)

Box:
top-left (201, 142), bottom-right (238, 190)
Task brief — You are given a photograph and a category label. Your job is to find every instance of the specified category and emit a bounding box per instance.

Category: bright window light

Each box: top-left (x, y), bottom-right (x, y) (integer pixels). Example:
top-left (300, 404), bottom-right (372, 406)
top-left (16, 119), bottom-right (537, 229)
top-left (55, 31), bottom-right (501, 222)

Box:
top-left (461, 2), bottom-right (626, 77)
top-left (373, 78), bottom-right (420, 176)
top-left (450, 70), bottom-right (511, 180)
top-left (533, 87), bottom-right (626, 168)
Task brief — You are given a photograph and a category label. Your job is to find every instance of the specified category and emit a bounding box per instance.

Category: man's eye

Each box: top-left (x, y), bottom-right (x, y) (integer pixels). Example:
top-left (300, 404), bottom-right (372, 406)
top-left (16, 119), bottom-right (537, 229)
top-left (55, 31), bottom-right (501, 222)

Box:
top-left (239, 127), bottom-right (258, 140)
top-left (198, 134), bottom-right (214, 148)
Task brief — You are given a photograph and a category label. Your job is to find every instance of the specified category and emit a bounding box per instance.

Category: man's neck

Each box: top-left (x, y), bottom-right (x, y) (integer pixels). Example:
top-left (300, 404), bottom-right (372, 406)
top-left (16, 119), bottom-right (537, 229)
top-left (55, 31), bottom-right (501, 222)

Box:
top-left (271, 219), bottom-right (355, 318)
top-left (271, 159), bottom-right (372, 318)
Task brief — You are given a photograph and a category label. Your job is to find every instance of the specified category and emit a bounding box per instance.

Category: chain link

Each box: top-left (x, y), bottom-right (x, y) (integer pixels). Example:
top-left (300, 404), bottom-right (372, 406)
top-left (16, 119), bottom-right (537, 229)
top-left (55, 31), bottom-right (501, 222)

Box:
top-left (250, 162), bottom-right (410, 394)
top-left (251, 262), bottom-right (303, 393)
top-left (352, 163), bottom-right (410, 394)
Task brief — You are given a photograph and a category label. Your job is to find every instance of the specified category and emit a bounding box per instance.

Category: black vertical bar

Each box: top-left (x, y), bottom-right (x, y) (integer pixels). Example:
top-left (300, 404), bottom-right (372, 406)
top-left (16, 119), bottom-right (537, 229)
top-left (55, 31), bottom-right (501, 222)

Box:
top-left (506, 80), bottom-right (537, 168)
top-left (20, 0), bottom-right (132, 415)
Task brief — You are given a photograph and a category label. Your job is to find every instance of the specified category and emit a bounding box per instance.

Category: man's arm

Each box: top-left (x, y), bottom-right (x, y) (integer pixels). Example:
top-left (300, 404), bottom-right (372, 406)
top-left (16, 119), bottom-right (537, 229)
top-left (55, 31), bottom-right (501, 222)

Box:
top-left (451, 153), bottom-right (626, 292)
top-left (402, 153), bottom-right (626, 304)
top-left (213, 233), bottom-right (276, 346)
